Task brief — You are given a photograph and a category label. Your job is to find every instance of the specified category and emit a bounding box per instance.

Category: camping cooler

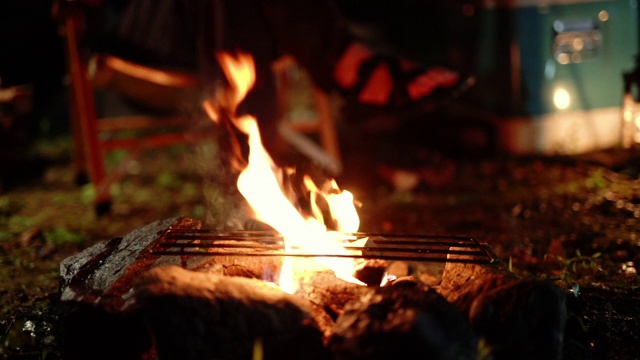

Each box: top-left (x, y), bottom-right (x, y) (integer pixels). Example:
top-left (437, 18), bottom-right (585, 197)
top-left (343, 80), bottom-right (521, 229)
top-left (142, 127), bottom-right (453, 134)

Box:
top-left (471, 0), bottom-right (638, 154)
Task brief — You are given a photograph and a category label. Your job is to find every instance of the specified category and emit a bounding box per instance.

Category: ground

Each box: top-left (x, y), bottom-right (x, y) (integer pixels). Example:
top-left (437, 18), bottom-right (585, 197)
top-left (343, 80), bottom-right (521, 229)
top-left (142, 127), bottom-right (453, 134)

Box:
top-left (1, 111), bottom-right (639, 359)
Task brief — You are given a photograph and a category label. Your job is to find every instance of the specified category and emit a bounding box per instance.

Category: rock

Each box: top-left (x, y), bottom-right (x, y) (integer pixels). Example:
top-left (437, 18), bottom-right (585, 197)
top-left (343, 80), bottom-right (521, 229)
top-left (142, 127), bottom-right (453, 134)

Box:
top-left (58, 217), bottom-right (197, 360)
top-left (440, 271), bottom-right (518, 316)
top-left (57, 216), bottom-right (283, 359)
top-left (59, 217), bottom-right (202, 311)
top-left (328, 280), bottom-right (478, 360)
top-left (439, 261), bottom-right (566, 360)
top-left (468, 279), bottom-right (566, 360)
top-left (438, 249), bottom-right (518, 315)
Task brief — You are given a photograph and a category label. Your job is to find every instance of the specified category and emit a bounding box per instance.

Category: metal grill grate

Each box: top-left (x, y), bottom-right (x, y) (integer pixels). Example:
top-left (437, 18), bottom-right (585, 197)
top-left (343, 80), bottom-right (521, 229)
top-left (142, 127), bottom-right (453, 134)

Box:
top-left (151, 229), bottom-right (501, 265)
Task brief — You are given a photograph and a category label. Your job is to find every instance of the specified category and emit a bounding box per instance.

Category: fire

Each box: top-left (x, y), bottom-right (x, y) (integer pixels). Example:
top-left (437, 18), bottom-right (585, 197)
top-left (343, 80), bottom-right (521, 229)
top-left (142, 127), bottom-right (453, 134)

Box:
top-left (206, 51), bottom-right (364, 293)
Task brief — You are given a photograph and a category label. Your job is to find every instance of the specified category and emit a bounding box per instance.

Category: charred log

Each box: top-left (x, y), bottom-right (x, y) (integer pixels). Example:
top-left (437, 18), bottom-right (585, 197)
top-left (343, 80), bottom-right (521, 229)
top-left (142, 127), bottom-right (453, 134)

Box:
top-left (295, 264), bottom-right (375, 322)
top-left (134, 265), bottom-right (330, 360)
top-left (353, 259), bottom-right (387, 286)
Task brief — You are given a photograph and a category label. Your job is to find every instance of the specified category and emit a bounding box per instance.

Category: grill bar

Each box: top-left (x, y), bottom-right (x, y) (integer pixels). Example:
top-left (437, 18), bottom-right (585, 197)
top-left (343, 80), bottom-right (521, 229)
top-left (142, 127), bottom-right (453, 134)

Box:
top-left (151, 228), bottom-right (501, 264)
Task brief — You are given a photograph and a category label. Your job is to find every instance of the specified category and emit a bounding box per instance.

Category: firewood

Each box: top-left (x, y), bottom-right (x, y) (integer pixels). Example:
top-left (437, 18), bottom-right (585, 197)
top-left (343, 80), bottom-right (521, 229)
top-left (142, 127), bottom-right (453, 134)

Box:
top-left (295, 263), bottom-right (375, 321)
top-left (190, 253), bottom-right (283, 282)
top-left (134, 265), bottom-right (330, 360)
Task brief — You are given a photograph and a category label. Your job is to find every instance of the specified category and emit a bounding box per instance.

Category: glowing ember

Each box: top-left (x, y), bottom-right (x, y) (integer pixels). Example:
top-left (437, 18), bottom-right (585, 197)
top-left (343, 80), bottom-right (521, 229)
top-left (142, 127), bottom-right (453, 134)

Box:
top-left (206, 51), bottom-right (364, 293)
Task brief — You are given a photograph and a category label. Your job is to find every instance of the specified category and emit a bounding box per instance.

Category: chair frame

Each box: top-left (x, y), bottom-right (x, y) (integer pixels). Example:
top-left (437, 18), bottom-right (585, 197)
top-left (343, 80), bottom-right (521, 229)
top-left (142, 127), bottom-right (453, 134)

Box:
top-left (59, 4), bottom-right (341, 214)
top-left (60, 7), bottom-right (210, 214)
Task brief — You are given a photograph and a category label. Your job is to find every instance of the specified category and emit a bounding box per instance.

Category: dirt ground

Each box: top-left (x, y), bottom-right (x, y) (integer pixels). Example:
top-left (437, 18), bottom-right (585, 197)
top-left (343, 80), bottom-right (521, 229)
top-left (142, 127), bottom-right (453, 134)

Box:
top-left (1, 113), bottom-right (639, 359)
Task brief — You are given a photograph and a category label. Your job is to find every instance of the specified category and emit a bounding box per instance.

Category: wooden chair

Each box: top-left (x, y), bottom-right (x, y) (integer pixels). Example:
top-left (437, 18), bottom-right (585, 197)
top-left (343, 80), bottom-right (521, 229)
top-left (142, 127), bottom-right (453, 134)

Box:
top-left (59, 4), bottom-right (210, 214)
top-left (58, 3), bottom-right (341, 215)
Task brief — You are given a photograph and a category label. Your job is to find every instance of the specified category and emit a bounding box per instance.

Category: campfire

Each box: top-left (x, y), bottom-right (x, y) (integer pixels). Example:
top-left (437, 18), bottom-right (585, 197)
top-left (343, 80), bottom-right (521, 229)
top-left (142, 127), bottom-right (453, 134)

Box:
top-left (203, 51), bottom-right (367, 289)
top-left (58, 52), bottom-right (566, 360)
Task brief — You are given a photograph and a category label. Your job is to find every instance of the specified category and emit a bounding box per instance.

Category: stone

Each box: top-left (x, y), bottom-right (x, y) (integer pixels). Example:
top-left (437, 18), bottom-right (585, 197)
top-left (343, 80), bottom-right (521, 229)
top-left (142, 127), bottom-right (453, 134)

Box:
top-left (439, 261), bottom-right (566, 360)
top-left (328, 279), bottom-right (478, 360)
top-left (58, 217), bottom-right (198, 360)
top-left (468, 279), bottom-right (566, 360)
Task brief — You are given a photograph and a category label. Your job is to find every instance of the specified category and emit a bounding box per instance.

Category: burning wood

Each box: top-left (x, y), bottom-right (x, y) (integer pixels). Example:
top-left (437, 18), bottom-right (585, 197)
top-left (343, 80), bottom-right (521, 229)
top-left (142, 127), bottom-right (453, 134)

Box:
top-left (293, 263), bottom-right (375, 321)
top-left (352, 259), bottom-right (387, 286)
top-left (134, 266), bottom-right (329, 360)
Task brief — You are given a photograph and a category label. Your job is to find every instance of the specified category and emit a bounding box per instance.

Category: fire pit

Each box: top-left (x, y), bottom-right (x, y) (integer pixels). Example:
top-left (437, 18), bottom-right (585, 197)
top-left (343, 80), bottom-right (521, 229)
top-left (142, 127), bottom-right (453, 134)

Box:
top-left (58, 217), bottom-right (565, 360)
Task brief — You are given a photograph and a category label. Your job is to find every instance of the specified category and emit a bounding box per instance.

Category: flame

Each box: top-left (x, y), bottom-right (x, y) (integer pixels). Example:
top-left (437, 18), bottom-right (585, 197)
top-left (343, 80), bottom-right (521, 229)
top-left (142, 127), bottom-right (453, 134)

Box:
top-left (216, 52), bottom-right (256, 107)
top-left (208, 51), bottom-right (363, 293)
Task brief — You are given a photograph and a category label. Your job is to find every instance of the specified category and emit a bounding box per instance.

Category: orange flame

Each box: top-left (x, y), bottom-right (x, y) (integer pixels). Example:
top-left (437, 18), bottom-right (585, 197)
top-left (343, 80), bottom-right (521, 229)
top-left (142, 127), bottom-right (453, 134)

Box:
top-left (208, 51), bottom-right (363, 293)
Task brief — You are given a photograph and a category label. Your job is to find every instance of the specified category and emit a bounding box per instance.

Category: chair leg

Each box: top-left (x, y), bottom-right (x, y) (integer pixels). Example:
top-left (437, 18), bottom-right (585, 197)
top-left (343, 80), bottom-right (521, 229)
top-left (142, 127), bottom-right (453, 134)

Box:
top-left (68, 86), bottom-right (89, 185)
top-left (64, 14), bottom-right (110, 214)
top-left (313, 89), bottom-right (341, 167)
